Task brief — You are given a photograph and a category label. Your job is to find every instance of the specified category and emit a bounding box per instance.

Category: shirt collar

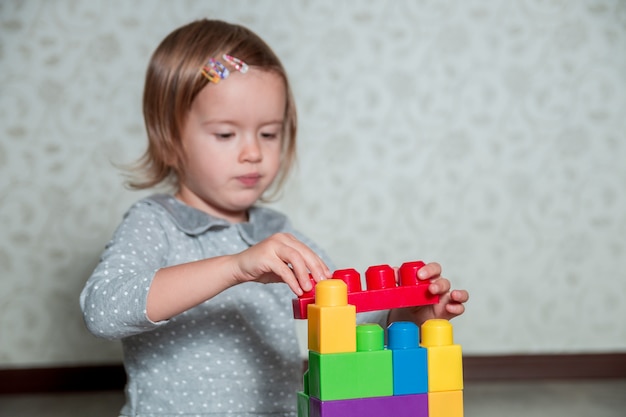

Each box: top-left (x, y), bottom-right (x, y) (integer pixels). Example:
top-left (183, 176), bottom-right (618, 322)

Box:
top-left (146, 194), bottom-right (288, 245)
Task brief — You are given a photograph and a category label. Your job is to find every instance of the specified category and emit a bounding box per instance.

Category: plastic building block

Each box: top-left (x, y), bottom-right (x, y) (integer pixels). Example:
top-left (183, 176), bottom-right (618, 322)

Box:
top-left (387, 321), bottom-right (428, 395)
top-left (298, 371), bottom-right (311, 416)
top-left (297, 391), bottom-right (310, 417)
top-left (293, 261), bottom-right (439, 319)
top-left (307, 279), bottom-right (356, 353)
top-left (428, 390), bottom-right (464, 417)
top-left (292, 273), bottom-right (317, 318)
top-left (308, 324), bottom-right (393, 400)
top-left (420, 319), bottom-right (463, 392)
top-left (349, 264), bottom-right (435, 311)
top-left (303, 369), bottom-right (310, 394)
top-left (309, 393), bottom-right (428, 417)
top-left (295, 261), bottom-right (464, 416)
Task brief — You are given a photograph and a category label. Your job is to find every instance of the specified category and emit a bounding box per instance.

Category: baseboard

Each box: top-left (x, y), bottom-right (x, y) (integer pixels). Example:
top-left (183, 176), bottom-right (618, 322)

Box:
top-left (1, 353), bottom-right (625, 394)
top-left (0, 364), bottom-right (126, 394)
top-left (462, 353), bottom-right (626, 380)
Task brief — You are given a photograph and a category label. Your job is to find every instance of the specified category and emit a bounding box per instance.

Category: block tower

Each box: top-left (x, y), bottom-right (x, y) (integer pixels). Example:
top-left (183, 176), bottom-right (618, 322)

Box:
top-left (294, 261), bottom-right (463, 417)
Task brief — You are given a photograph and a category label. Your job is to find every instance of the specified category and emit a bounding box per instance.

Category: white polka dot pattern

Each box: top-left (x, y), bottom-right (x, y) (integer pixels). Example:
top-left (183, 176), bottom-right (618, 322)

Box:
top-left (79, 194), bottom-right (357, 416)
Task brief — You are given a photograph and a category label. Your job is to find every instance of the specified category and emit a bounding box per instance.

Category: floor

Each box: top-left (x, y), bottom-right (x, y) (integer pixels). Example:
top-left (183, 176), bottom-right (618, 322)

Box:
top-left (0, 379), bottom-right (624, 416)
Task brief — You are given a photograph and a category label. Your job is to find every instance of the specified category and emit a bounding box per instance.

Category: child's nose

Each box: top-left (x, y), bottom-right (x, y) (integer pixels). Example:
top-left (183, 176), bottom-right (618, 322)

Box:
top-left (240, 137), bottom-right (262, 162)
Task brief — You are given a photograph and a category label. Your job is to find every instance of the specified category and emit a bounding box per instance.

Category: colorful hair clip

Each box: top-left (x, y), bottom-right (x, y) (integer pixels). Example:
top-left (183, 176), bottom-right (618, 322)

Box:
top-left (201, 58), bottom-right (230, 83)
top-left (223, 54), bottom-right (249, 74)
top-left (201, 67), bottom-right (222, 84)
top-left (209, 58), bottom-right (230, 79)
top-left (201, 55), bottom-right (248, 83)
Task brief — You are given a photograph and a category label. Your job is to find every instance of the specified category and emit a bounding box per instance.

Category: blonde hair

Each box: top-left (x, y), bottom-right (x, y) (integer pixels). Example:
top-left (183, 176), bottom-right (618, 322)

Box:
top-left (126, 19), bottom-right (297, 199)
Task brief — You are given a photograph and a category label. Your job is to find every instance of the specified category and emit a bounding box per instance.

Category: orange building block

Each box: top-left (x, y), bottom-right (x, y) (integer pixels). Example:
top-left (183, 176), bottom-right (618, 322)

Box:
top-left (307, 279), bottom-right (356, 354)
top-left (428, 390), bottom-right (463, 417)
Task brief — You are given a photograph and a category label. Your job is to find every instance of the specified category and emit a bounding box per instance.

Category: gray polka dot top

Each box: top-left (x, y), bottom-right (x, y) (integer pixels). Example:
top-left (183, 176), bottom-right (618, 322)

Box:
top-left (80, 194), bottom-right (386, 417)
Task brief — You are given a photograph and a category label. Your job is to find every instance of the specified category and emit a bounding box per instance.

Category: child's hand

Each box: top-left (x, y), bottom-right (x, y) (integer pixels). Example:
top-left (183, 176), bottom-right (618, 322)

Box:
top-left (232, 233), bottom-right (332, 295)
top-left (389, 262), bottom-right (469, 326)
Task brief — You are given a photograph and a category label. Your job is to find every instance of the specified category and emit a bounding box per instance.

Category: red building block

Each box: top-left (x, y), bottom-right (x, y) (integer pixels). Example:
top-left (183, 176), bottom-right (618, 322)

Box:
top-left (293, 261), bottom-right (439, 319)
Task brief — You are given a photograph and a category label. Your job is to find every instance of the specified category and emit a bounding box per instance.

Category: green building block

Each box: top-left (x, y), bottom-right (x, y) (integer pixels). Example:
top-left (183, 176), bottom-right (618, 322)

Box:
top-left (303, 370), bottom-right (310, 394)
top-left (297, 391), bottom-right (309, 417)
top-left (307, 324), bottom-right (393, 400)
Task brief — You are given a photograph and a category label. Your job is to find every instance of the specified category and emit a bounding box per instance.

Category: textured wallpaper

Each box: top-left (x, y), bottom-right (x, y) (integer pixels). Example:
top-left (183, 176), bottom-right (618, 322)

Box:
top-left (1, 0), bottom-right (625, 366)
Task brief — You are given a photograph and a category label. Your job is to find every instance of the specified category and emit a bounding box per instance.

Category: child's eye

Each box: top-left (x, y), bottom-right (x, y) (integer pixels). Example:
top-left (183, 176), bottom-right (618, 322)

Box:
top-left (260, 132), bottom-right (279, 140)
top-left (215, 132), bottom-right (234, 140)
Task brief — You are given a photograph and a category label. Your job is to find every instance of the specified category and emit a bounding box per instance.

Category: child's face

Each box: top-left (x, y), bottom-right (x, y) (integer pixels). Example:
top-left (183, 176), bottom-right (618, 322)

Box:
top-left (177, 68), bottom-right (286, 222)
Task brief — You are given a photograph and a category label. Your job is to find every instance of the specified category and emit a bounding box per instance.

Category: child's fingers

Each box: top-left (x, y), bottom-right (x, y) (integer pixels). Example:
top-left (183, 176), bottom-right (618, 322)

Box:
top-left (271, 234), bottom-right (330, 294)
top-left (445, 300), bottom-right (466, 316)
top-left (428, 277), bottom-right (451, 295)
top-left (273, 256), bottom-right (307, 296)
top-left (417, 262), bottom-right (442, 280)
top-left (451, 289), bottom-right (469, 303)
top-left (439, 290), bottom-right (468, 318)
top-left (286, 247), bottom-right (330, 291)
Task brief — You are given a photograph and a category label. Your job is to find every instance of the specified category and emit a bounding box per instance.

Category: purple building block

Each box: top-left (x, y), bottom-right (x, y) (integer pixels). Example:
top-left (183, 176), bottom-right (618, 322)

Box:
top-left (309, 393), bottom-right (428, 417)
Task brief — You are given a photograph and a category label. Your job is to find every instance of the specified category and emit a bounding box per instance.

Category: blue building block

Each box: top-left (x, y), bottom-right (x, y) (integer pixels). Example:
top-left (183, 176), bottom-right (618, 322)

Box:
top-left (388, 321), bottom-right (428, 395)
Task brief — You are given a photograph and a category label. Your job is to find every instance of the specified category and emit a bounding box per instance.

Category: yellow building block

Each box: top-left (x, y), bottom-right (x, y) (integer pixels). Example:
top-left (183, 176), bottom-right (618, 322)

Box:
top-left (429, 390), bottom-right (463, 417)
top-left (421, 319), bottom-right (463, 392)
top-left (308, 279), bottom-right (356, 354)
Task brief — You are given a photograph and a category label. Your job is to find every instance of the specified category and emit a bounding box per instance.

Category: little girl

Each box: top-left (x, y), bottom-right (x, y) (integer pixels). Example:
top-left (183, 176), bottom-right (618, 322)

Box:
top-left (80, 19), bottom-right (469, 417)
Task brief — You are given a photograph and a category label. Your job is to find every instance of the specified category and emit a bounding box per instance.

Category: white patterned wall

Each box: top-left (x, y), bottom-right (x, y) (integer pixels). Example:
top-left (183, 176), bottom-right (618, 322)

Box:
top-left (1, 0), bottom-right (625, 366)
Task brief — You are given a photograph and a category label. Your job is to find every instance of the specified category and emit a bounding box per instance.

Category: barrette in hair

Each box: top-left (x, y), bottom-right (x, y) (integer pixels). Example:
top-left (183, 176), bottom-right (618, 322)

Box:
top-left (201, 58), bottom-right (230, 84)
top-left (201, 55), bottom-right (249, 83)
top-left (209, 58), bottom-right (230, 79)
top-left (222, 54), bottom-right (249, 73)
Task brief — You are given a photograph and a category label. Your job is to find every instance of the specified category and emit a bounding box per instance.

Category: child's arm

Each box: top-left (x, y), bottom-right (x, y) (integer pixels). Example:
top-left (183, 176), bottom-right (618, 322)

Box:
top-left (387, 262), bottom-right (469, 326)
top-left (81, 203), bottom-right (332, 339)
top-left (146, 232), bottom-right (332, 322)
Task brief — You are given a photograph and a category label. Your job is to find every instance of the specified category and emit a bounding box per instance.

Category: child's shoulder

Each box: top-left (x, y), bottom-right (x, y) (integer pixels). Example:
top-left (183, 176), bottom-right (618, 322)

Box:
top-left (113, 194), bottom-right (176, 231)
top-left (119, 193), bottom-right (195, 231)
top-left (125, 193), bottom-right (229, 236)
